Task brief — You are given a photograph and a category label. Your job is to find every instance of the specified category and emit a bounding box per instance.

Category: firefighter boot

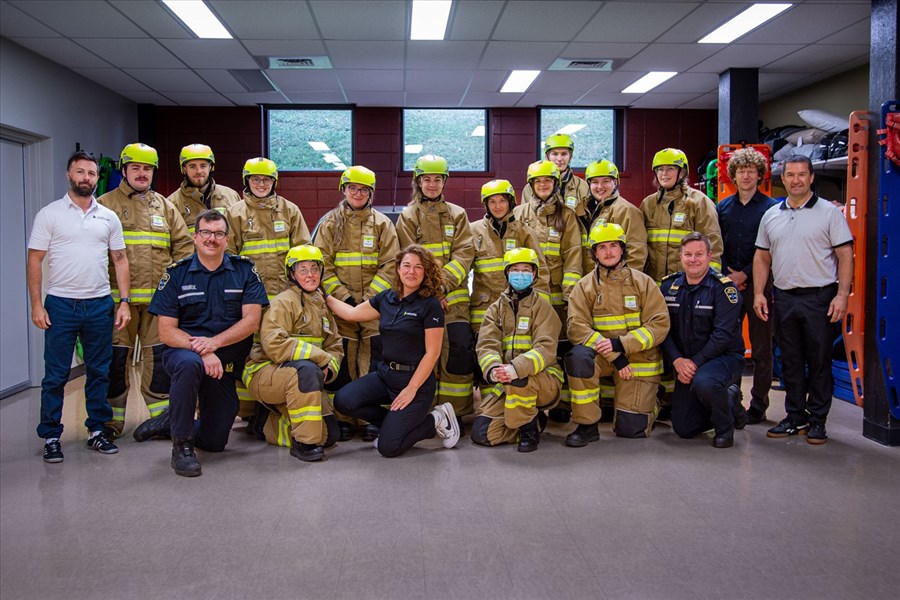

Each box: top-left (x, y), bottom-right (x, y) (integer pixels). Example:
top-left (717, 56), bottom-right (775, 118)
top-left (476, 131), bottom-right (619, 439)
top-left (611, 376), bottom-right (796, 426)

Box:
top-left (171, 438), bottom-right (202, 477)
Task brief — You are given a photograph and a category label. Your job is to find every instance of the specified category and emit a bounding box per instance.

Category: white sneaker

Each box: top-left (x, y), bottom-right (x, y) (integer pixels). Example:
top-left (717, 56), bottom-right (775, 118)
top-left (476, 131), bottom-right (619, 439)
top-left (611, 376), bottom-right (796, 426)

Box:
top-left (432, 402), bottom-right (460, 449)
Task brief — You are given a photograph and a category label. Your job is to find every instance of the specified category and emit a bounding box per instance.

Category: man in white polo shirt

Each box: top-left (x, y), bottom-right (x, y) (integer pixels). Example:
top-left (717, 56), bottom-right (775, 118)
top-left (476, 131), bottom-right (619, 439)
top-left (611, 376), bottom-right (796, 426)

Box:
top-left (753, 154), bottom-right (854, 445)
top-left (27, 151), bottom-right (133, 463)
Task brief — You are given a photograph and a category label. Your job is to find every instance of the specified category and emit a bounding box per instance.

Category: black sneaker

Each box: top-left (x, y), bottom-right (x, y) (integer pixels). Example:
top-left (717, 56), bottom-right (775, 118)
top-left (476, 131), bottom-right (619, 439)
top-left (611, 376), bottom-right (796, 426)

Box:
top-left (565, 422), bottom-right (600, 447)
top-left (746, 407), bottom-right (766, 425)
top-left (133, 409), bottom-right (170, 442)
top-left (807, 422), bottom-right (828, 445)
top-left (87, 431), bottom-right (119, 454)
top-left (766, 418), bottom-right (809, 438)
top-left (517, 418), bottom-right (540, 453)
top-left (43, 439), bottom-right (63, 463)
top-left (171, 438), bottom-right (202, 477)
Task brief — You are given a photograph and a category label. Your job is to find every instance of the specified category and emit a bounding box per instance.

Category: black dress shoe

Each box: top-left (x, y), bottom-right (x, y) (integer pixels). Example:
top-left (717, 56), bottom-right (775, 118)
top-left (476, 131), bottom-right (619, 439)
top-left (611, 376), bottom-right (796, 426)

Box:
top-left (565, 423), bottom-right (600, 447)
top-left (290, 439), bottom-right (325, 462)
top-left (728, 384), bottom-right (747, 430)
top-left (548, 407), bottom-right (571, 423)
top-left (361, 424), bottom-right (380, 442)
top-left (713, 432), bottom-right (734, 448)
top-left (133, 409), bottom-right (171, 442)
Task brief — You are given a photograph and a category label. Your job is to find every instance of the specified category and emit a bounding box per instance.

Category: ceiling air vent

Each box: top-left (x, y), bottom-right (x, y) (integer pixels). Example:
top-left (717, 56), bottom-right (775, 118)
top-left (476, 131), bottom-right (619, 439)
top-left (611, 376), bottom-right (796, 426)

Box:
top-left (549, 58), bottom-right (614, 71)
top-left (268, 56), bottom-right (332, 70)
top-left (228, 69), bottom-right (276, 93)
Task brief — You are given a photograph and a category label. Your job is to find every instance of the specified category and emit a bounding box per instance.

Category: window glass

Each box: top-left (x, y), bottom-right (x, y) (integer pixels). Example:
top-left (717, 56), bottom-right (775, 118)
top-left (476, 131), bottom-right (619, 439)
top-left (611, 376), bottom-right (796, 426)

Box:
top-left (267, 108), bottom-right (352, 171)
top-left (403, 109), bottom-right (487, 171)
top-left (539, 108), bottom-right (615, 169)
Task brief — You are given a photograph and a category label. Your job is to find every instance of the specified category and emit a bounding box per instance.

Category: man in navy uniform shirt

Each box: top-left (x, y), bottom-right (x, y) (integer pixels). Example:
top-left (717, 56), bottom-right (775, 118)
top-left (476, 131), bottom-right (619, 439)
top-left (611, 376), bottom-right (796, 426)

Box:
top-left (143, 209), bottom-right (267, 477)
top-left (661, 232), bottom-right (747, 448)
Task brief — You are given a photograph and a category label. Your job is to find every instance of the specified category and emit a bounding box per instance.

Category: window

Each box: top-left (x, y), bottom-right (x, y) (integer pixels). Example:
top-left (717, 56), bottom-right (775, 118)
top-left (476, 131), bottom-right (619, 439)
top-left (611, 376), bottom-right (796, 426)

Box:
top-left (403, 109), bottom-right (487, 172)
top-left (266, 107), bottom-right (352, 171)
top-left (538, 108), bottom-right (615, 169)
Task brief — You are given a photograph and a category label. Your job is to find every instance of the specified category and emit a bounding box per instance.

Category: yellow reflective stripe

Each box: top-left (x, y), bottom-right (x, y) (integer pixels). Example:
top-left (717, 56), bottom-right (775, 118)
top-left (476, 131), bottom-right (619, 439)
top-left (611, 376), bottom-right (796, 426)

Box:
top-left (559, 388), bottom-right (571, 403)
top-left (647, 228), bottom-right (692, 243)
top-left (335, 252), bottom-right (379, 267)
top-left (562, 271), bottom-right (581, 287)
top-left (474, 257), bottom-right (504, 273)
top-left (536, 290), bottom-right (550, 302)
top-left (369, 274), bottom-right (391, 293)
top-left (277, 415), bottom-right (291, 448)
top-left (662, 378), bottom-right (675, 393)
top-left (240, 237), bottom-right (290, 256)
top-left (505, 393), bottom-right (537, 409)
top-left (328, 355), bottom-right (340, 376)
top-left (470, 308), bottom-right (487, 325)
top-left (445, 288), bottom-right (469, 306)
top-left (600, 382), bottom-right (616, 398)
top-left (292, 336), bottom-right (324, 361)
top-left (288, 406), bottom-right (323, 423)
top-left (710, 260), bottom-right (722, 271)
top-left (540, 241), bottom-right (560, 257)
top-left (323, 276), bottom-right (341, 294)
top-left (502, 335), bottom-right (532, 351)
top-left (580, 232), bottom-right (590, 248)
top-left (422, 242), bottom-right (448, 259)
top-left (123, 230), bottom-right (170, 248)
top-left (147, 400), bottom-right (169, 417)
top-left (570, 387), bottom-right (599, 405)
top-left (630, 361), bottom-right (664, 377)
top-left (111, 407), bottom-right (126, 420)
top-left (444, 259), bottom-right (467, 285)
top-left (479, 352), bottom-right (502, 372)
top-left (112, 288), bottom-right (155, 303)
top-left (242, 360), bottom-right (272, 387)
top-left (632, 326), bottom-right (654, 350)
top-left (550, 292), bottom-right (565, 306)
top-left (522, 349), bottom-right (545, 372)
top-left (438, 381), bottom-right (472, 397)
top-left (585, 331), bottom-right (602, 348)
top-left (592, 312), bottom-right (641, 331)
top-left (546, 365), bottom-right (564, 383)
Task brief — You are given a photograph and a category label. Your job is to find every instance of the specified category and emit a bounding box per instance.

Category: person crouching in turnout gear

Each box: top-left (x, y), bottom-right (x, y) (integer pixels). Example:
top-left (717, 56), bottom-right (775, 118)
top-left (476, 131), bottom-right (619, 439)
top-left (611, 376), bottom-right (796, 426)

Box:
top-left (565, 223), bottom-right (670, 443)
top-left (473, 248), bottom-right (563, 452)
top-left (242, 245), bottom-right (343, 462)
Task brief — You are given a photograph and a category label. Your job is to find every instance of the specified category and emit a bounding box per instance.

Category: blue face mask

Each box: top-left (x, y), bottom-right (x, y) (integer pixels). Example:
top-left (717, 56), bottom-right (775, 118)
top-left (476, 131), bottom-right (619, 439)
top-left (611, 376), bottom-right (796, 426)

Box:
top-left (508, 271), bottom-right (534, 291)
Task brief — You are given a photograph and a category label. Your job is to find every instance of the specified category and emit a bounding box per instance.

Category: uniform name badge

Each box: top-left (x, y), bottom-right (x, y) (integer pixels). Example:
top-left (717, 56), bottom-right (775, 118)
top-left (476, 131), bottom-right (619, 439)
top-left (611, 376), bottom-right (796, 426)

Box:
top-left (517, 316), bottom-right (529, 330)
top-left (151, 215), bottom-right (165, 228)
top-left (565, 196), bottom-right (577, 209)
top-left (505, 239), bottom-right (516, 251)
top-left (548, 227), bottom-right (559, 239)
top-left (322, 316), bottom-right (331, 333)
top-left (274, 220), bottom-right (286, 233)
top-left (673, 212), bottom-right (686, 226)
top-left (444, 224), bottom-right (455, 238)
top-left (624, 295), bottom-right (637, 309)
top-left (362, 235), bottom-right (375, 249)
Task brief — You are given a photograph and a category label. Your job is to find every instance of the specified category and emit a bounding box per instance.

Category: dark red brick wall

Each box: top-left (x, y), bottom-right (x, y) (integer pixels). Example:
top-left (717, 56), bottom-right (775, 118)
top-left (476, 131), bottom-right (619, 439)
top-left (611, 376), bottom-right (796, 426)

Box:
top-left (150, 106), bottom-right (716, 227)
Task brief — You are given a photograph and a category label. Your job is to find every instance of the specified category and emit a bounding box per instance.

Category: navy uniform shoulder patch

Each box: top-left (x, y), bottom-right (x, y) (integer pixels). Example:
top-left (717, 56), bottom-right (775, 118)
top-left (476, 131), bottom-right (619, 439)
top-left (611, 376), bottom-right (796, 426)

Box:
top-left (724, 286), bottom-right (739, 304)
top-left (157, 272), bottom-right (170, 291)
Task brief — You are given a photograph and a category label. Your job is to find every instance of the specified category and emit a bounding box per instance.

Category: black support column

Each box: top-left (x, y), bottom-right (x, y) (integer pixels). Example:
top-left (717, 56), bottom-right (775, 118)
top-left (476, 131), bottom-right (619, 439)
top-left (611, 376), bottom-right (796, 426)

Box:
top-left (717, 68), bottom-right (759, 145)
top-left (863, 0), bottom-right (900, 446)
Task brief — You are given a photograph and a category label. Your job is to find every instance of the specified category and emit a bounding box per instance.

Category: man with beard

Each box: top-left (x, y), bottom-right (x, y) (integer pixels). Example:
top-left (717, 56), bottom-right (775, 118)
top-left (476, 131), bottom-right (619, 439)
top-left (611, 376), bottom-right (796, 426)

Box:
top-left (167, 143), bottom-right (240, 233)
top-left (27, 151), bottom-right (132, 462)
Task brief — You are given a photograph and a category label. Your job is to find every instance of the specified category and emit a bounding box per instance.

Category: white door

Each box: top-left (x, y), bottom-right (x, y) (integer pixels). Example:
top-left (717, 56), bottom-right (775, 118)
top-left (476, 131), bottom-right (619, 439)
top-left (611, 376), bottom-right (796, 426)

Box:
top-left (0, 138), bottom-right (31, 397)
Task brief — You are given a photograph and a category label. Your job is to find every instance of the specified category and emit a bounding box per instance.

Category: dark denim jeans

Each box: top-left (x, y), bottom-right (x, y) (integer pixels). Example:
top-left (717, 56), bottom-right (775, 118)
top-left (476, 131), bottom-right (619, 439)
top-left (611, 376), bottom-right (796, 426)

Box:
top-left (37, 294), bottom-right (114, 439)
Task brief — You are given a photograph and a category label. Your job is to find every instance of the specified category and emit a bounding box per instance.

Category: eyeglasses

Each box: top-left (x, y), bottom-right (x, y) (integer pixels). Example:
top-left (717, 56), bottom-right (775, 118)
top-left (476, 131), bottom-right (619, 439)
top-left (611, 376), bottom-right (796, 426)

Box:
top-left (196, 229), bottom-right (228, 240)
top-left (293, 265), bottom-right (321, 275)
top-left (345, 185), bottom-right (371, 197)
top-left (249, 176), bottom-right (273, 185)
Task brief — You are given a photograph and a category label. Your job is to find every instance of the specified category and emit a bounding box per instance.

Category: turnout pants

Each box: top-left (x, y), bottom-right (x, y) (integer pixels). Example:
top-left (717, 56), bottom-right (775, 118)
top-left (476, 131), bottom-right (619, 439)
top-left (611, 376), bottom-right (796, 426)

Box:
top-left (471, 370), bottom-right (561, 446)
top-left (436, 318), bottom-right (475, 417)
top-left (566, 345), bottom-right (659, 438)
top-left (106, 304), bottom-right (169, 435)
top-left (671, 353), bottom-right (744, 438)
top-left (246, 360), bottom-right (330, 447)
top-left (334, 363), bottom-right (437, 457)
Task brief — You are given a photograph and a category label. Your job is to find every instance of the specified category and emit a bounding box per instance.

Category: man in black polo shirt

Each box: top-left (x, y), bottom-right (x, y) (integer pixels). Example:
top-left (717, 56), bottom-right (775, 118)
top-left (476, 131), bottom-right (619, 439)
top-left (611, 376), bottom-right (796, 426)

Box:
top-left (753, 155), bottom-right (853, 445)
top-left (717, 147), bottom-right (777, 424)
top-left (145, 209), bottom-right (267, 476)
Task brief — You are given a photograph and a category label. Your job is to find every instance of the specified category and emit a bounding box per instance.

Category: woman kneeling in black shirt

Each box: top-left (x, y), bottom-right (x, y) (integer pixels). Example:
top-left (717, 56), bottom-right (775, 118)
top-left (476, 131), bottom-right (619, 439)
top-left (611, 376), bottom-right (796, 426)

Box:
top-left (327, 245), bottom-right (460, 456)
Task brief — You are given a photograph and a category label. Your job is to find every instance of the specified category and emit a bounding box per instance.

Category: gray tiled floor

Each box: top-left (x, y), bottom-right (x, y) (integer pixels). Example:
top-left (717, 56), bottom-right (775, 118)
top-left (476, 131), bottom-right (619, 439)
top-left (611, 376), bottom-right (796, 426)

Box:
top-left (1, 375), bottom-right (897, 600)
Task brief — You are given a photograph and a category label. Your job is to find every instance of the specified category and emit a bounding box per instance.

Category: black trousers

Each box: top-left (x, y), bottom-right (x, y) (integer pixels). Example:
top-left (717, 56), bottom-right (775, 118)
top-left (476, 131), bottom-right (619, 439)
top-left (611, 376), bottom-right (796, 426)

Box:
top-left (741, 276), bottom-right (774, 413)
top-left (773, 285), bottom-right (839, 425)
top-left (334, 363), bottom-right (437, 457)
top-left (672, 353), bottom-right (745, 437)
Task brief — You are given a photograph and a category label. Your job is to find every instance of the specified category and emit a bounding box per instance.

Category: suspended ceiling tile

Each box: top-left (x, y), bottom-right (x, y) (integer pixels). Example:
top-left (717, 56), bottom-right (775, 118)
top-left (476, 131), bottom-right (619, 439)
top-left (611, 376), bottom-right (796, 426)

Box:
top-left (678, 93), bottom-right (718, 109)
top-left (164, 92), bottom-right (234, 106)
top-left (817, 18), bottom-right (870, 45)
top-left (195, 69), bottom-right (247, 94)
top-left (9, 37), bottom-right (110, 68)
top-left (109, 0), bottom-right (193, 39)
top-left (479, 41), bottom-right (568, 70)
top-left (492, 1), bottom-right (601, 41)
top-left (325, 41), bottom-right (404, 69)
top-left (0, 1), bottom-right (58, 37)
top-left (758, 72), bottom-right (812, 95)
top-left (405, 70), bottom-right (474, 93)
top-left (158, 39), bottom-right (258, 69)
top-left (284, 90), bottom-right (349, 104)
top-left (688, 44), bottom-right (805, 73)
top-left (346, 90), bottom-right (406, 106)
top-left (122, 69), bottom-right (214, 93)
top-left (8, 0), bottom-right (146, 37)
top-left (223, 91), bottom-right (289, 105)
top-left (73, 67), bottom-right (149, 92)
top-left (118, 90), bottom-right (176, 105)
top-left (765, 44), bottom-right (869, 73)
top-left (405, 41), bottom-right (486, 71)
top-left (310, 0), bottom-right (406, 41)
top-left (656, 2), bottom-right (745, 43)
top-left (575, 3), bottom-right (699, 43)
top-left (528, 70), bottom-right (610, 95)
top-left (561, 42), bottom-right (648, 60)
top-left (242, 39), bottom-right (327, 58)
top-left (629, 92), bottom-right (705, 109)
top-left (468, 70), bottom-right (508, 93)
top-left (448, 0), bottom-right (504, 41)
top-left (265, 70), bottom-right (342, 93)
top-left (574, 91), bottom-right (635, 107)
top-left (404, 92), bottom-right (463, 107)
top-left (618, 43), bottom-right (722, 72)
top-left (209, 0), bottom-right (319, 39)
top-left (337, 69), bottom-right (404, 92)
top-left (653, 72), bottom-right (719, 94)
top-left (518, 91), bottom-right (586, 106)
top-left (75, 38), bottom-right (182, 69)
top-left (739, 3), bottom-right (871, 45)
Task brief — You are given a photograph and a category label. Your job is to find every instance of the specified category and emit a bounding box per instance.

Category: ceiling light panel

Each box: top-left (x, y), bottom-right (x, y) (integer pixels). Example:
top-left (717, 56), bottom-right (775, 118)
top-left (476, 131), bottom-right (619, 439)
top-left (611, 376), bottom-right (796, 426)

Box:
top-left (163, 0), bottom-right (232, 39)
top-left (698, 3), bottom-right (792, 44)
top-left (621, 71), bottom-right (677, 94)
top-left (411, 0), bottom-right (452, 40)
top-left (500, 70), bottom-right (540, 93)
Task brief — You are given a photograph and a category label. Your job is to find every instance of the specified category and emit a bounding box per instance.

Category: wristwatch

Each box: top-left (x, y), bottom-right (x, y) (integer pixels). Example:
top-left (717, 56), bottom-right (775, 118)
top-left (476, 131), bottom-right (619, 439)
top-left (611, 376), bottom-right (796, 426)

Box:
top-left (119, 297), bottom-right (131, 304)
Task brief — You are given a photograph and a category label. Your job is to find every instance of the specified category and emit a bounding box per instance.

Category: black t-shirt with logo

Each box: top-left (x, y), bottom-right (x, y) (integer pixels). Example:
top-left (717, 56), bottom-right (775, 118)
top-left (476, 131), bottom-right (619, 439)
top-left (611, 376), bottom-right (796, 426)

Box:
top-left (369, 289), bottom-right (444, 365)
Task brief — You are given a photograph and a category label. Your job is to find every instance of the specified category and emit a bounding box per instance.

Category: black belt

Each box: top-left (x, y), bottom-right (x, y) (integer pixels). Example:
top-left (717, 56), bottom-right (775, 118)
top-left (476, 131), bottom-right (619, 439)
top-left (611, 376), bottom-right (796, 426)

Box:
top-left (385, 361), bottom-right (418, 372)
top-left (777, 283), bottom-right (837, 296)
